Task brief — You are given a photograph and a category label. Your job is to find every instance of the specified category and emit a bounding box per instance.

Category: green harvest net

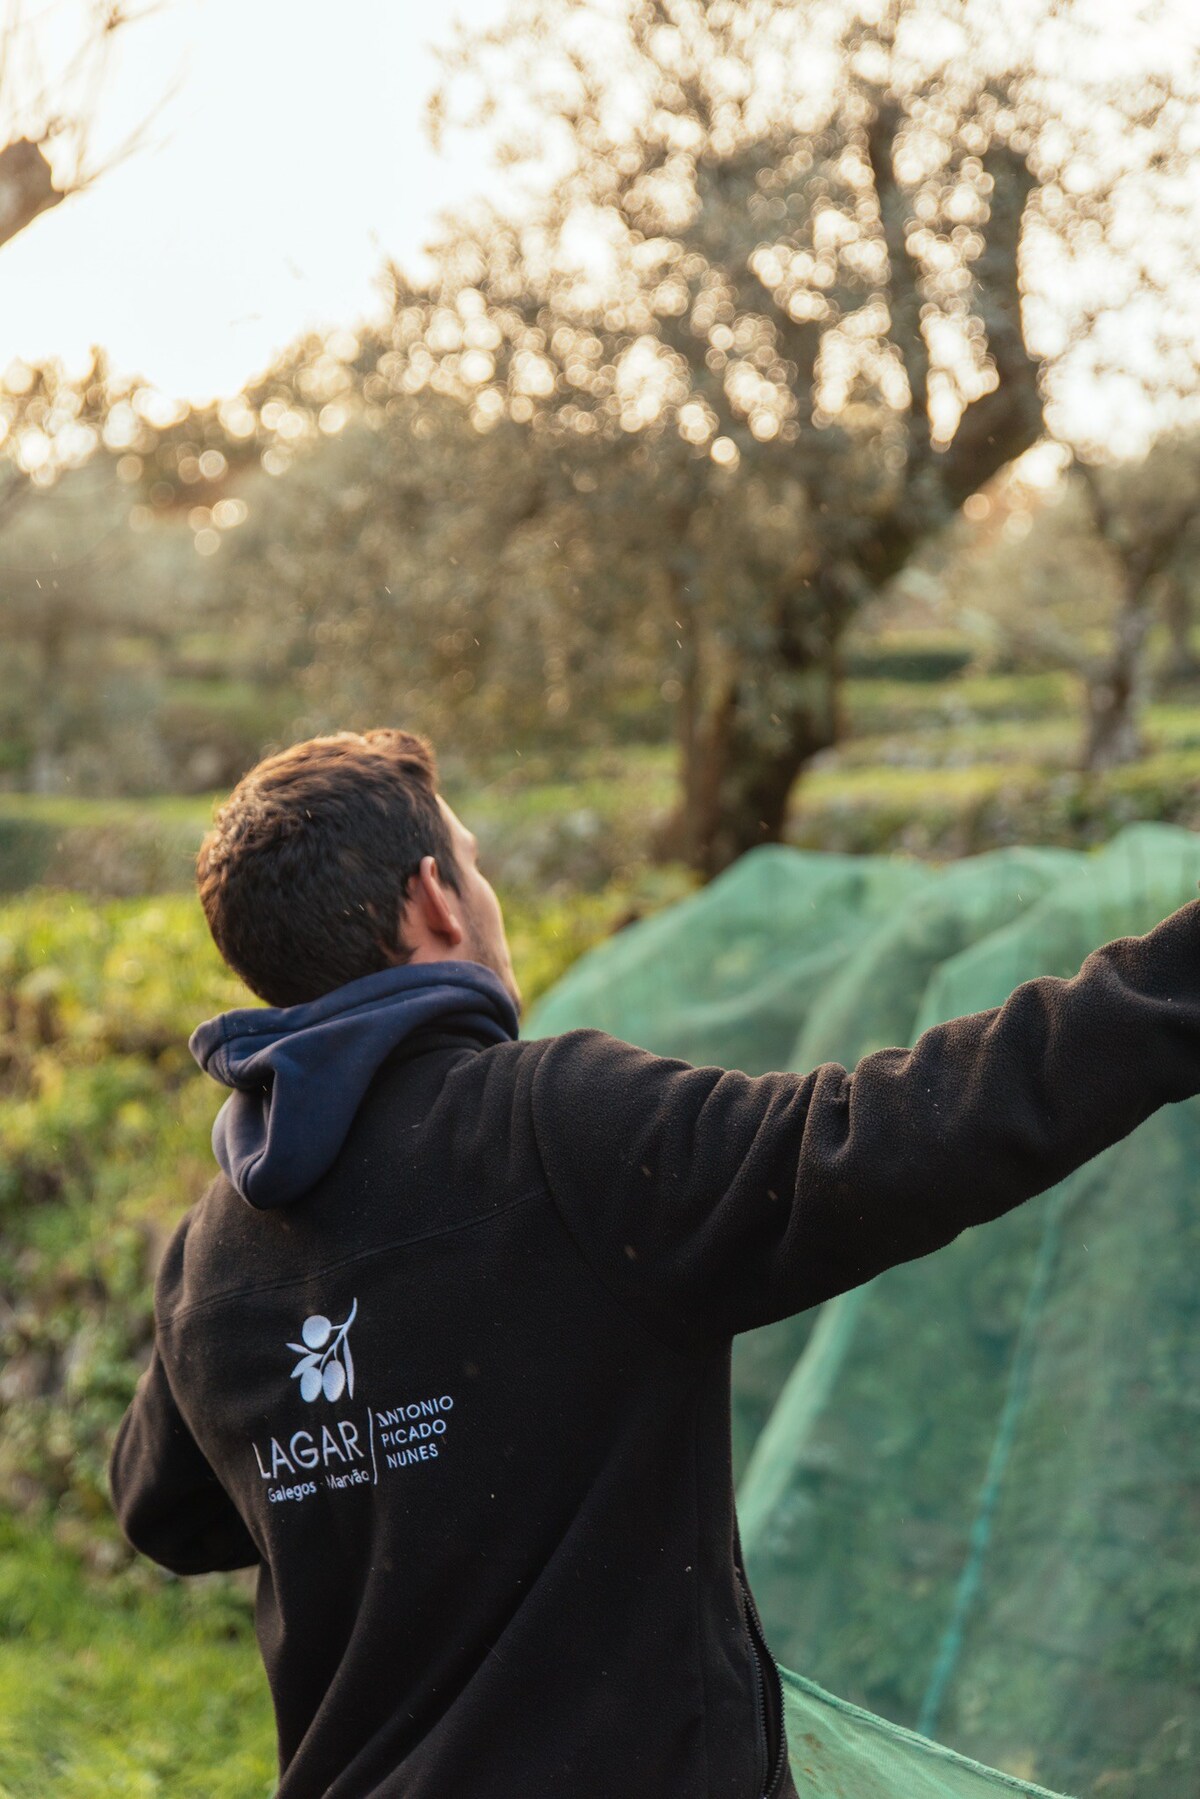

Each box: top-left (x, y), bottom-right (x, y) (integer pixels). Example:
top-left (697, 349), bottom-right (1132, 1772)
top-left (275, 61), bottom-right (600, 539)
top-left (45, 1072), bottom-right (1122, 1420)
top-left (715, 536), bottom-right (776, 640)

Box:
top-left (526, 824), bottom-right (1200, 1799)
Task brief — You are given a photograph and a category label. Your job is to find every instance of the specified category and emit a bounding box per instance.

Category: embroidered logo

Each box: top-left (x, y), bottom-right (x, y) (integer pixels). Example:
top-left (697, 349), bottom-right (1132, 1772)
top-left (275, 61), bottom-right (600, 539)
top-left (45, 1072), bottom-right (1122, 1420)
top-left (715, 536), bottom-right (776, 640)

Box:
top-left (288, 1298), bottom-right (358, 1402)
top-left (254, 1296), bottom-right (459, 1503)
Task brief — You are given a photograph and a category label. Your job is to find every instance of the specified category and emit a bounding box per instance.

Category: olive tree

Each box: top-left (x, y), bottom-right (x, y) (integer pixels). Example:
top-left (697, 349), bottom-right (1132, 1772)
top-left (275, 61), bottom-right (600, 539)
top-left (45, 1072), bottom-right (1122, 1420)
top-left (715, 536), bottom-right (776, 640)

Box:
top-left (396, 0), bottom-right (1200, 871)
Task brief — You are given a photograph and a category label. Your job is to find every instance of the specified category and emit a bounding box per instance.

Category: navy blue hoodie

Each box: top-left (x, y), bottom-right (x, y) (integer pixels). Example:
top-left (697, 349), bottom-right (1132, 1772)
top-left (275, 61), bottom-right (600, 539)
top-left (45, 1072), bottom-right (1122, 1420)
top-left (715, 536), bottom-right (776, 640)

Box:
top-left (110, 906), bottom-right (1200, 1797)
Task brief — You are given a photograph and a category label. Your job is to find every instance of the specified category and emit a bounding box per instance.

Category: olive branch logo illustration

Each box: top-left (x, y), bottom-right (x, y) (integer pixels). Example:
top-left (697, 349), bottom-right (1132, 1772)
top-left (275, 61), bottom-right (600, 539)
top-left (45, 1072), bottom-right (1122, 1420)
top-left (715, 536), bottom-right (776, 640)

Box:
top-left (287, 1299), bottom-right (357, 1403)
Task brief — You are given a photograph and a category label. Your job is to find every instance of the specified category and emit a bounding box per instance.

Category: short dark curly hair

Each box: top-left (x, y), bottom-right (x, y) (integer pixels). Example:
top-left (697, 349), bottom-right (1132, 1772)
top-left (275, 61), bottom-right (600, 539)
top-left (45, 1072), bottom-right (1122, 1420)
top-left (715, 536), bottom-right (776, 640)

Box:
top-left (196, 729), bottom-right (463, 1006)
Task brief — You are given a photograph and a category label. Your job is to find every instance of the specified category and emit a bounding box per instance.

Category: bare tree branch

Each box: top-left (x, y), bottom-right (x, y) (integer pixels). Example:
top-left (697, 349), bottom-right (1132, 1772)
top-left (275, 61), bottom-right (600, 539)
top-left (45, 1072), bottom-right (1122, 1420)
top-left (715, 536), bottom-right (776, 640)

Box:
top-left (0, 136), bottom-right (62, 250)
top-left (865, 96), bottom-right (930, 448)
top-left (939, 141), bottom-right (1041, 511)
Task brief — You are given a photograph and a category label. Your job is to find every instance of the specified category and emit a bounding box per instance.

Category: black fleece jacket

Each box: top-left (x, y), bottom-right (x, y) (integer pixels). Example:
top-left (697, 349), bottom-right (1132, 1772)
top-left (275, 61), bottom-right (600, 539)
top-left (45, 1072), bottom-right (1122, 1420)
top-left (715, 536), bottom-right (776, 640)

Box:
top-left (110, 900), bottom-right (1200, 1798)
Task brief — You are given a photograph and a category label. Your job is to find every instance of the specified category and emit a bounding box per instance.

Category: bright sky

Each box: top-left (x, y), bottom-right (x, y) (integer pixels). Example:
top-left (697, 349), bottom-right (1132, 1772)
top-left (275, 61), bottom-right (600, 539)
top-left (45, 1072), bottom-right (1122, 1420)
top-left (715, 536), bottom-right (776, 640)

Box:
top-left (1, 0), bottom-right (512, 402)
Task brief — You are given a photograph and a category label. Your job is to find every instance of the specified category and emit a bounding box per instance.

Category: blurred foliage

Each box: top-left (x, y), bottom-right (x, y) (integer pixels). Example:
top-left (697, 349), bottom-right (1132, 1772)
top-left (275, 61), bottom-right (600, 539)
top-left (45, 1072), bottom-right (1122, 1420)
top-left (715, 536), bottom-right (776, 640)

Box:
top-left (934, 432), bottom-right (1200, 770)
top-left (1, 0), bottom-right (1198, 877)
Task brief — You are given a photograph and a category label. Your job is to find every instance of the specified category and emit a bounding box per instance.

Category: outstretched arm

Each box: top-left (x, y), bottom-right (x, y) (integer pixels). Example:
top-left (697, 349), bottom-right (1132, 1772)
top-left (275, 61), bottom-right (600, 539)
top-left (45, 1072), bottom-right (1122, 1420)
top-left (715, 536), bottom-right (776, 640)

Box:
top-left (530, 899), bottom-right (1200, 1354)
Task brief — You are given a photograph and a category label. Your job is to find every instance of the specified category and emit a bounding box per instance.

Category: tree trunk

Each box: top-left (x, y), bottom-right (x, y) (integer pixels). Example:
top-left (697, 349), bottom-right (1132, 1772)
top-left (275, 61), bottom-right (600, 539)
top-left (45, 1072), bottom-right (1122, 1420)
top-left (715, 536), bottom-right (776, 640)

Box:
top-left (680, 596), bottom-right (843, 877)
top-left (1080, 585), bottom-right (1152, 772)
top-left (649, 551), bottom-right (706, 864)
top-left (27, 618), bottom-right (74, 792)
top-left (1158, 576), bottom-right (1198, 686)
top-left (685, 690), bottom-right (837, 875)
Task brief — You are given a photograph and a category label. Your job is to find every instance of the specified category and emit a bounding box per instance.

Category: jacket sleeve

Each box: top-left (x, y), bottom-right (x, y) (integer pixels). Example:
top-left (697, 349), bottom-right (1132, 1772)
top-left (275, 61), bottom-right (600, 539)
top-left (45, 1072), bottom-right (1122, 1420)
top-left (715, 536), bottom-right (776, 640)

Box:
top-left (109, 1342), bottom-right (260, 1575)
top-left (529, 897), bottom-right (1200, 1354)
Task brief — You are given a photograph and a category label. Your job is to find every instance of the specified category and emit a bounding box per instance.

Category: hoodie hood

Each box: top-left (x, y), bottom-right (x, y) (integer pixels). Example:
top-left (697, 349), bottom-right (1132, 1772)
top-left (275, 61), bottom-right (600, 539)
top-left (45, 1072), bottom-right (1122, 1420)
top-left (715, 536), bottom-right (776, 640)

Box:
top-left (188, 959), bottom-right (520, 1209)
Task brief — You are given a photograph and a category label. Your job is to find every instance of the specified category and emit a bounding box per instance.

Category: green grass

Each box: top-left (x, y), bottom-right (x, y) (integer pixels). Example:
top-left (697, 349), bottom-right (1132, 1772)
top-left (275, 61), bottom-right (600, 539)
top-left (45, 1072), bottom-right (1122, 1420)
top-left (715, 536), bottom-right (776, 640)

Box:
top-left (831, 712), bottom-right (1200, 772)
top-left (0, 745), bottom-right (680, 898)
top-left (0, 795), bottom-right (213, 827)
top-left (840, 669), bottom-right (1077, 734)
top-left (0, 1520), bottom-right (273, 1797)
top-left (4, 670), bottom-right (1196, 895)
top-left (0, 797), bottom-right (211, 897)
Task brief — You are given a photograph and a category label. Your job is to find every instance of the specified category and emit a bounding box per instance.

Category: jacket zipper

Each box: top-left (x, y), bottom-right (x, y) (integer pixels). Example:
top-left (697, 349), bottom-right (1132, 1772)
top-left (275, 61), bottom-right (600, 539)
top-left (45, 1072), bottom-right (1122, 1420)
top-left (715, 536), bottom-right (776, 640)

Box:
top-left (736, 1570), bottom-right (786, 1799)
top-left (746, 1610), bottom-right (770, 1798)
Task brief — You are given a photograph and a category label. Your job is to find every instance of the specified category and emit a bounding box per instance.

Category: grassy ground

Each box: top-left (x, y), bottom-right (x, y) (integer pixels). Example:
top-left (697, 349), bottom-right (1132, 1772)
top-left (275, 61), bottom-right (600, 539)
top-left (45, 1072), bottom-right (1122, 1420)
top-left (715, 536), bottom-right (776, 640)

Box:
top-left (3, 670), bottom-right (1197, 897)
top-left (0, 1519), bottom-right (274, 1798)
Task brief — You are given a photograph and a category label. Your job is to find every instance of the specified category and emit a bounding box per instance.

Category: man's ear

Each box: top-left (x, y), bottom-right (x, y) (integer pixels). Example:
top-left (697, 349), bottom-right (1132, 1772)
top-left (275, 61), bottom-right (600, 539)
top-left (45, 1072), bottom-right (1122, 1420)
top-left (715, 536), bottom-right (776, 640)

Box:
top-left (404, 855), bottom-right (466, 950)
